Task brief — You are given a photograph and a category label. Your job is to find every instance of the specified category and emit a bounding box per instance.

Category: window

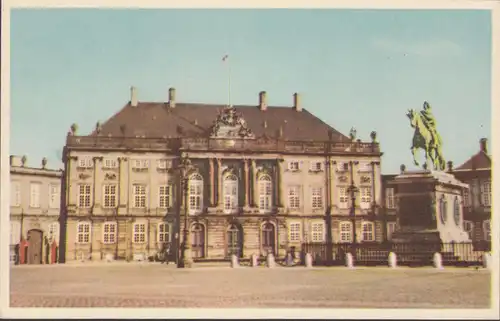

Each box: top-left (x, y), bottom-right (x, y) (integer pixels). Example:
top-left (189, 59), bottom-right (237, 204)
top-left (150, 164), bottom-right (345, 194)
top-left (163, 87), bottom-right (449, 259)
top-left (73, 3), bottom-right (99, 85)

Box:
top-left (358, 162), bottom-right (372, 172)
top-left (103, 158), bottom-right (117, 169)
top-left (483, 220), bottom-right (491, 241)
top-left (338, 187), bottom-right (349, 209)
top-left (133, 184), bottom-right (147, 208)
top-left (362, 221), bottom-right (375, 242)
top-left (463, 188), bottom-right (470, 207)
top-left (10, 221), bottom-right (21, 245)
top-left (311, 222), bottom-right (325, 242)
top-left (336, 162), bottom-right (348, 172)
top-left (159, 185), bottom-right (171, 209)
top-left (78, 184), bottom-right (92, 208)
top-left (103, 184), bottom-right (117, 208)
top-left (339, 221), bottom-right (352, 243)
top-left (463, 220), bottom-right (474, 240)
top-left (29, 183), bottom-right (41, 208)
top-left (78, 157), bottom-right (93, 168)
top-left (102, 222), bottom-right (117, 244)
top-left (189, 174), bottom-right (203, 214)
top-left (49, 184), bottom-right (60, 208)
top-left (387, 222), bottom-right (397, 240)
top-left (386, 188), bottom-right (395, 209)
top-left (158, 223), bottom-right (171, 243)
top-left (132, 159), bottom-right (149, 169)
top-left (360, 187), bottom-right (372, 209)
top-left (311, 187), bottom-right (323, 209)
top-left (288, 222), bottom-right (301, 242)
top-left (10, 181), bottom-right (21, 207)
top-left (481, 181), bottom-right (491, 206)
top-left (258, 175), bottom-right (272, 212)
top-left (223, 174), bottom-right (238, 213)
top-left (133, 223), bottom-right (146, 243)
top-left (157, 159), bottom-right (169, 169)
top-left (288, 185), bottom-right (301, 209)
top-left (288, 161), bottom-right (300, 171)
top-left (310, 161), bottom-right (323, 172)
top-left (76, 222), bottom-right (91, 243)
top-left (48, 222), bottom-right (60, 244)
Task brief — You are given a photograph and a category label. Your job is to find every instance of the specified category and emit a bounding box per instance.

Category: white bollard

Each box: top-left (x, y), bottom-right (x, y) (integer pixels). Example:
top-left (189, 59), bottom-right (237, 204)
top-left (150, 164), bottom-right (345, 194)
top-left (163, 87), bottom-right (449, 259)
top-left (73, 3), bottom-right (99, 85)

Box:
top-left (230, 254), bottom-right (239, 268)
top-left (388, 252), bottom-right (397, 269)
top-left (105, 253), bottom-right (114, 263)
top-left (266, 253), bottom-right (276, 268)
top-left (482, 253), bottom-right (491, 270)
top-left (345, 253), bottom-right (354, 269)
top-left (251, 254), bottom-right (259, 267)
top-left (433, 252), bottom-right (443, 269)
top-left (305, 253), bottom-right (313, 268)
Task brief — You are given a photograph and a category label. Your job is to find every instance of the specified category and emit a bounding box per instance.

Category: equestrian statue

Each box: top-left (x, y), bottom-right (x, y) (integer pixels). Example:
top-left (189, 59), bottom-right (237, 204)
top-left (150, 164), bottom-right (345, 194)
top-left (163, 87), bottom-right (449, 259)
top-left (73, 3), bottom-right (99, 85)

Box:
top-left (406, 101), bottom-right (446, 171)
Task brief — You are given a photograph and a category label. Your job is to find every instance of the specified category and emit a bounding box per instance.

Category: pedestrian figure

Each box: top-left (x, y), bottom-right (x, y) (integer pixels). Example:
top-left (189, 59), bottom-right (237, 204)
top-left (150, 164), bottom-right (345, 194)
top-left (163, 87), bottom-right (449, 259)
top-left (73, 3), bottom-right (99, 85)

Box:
top-left (164, 243), bottom-right (171, 265)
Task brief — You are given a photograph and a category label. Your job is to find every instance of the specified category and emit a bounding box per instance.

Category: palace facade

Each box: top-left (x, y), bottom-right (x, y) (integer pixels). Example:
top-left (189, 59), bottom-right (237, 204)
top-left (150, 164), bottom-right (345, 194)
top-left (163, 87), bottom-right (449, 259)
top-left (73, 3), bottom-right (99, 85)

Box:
top-left (59, 87), bottom-right (388, 263)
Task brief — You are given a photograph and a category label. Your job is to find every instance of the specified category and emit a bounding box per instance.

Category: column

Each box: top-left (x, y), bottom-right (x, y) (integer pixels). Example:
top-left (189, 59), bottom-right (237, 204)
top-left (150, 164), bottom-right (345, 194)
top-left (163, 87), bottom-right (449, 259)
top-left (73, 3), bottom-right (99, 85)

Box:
top-left (243, 159), bottom-right (249, 208)
top-left (209, 158), bottom-right (215, 207)
top-left (251, 160), bottom-right (258, 207)
top-left (372, 161), bottom-right (381, 209)
top-left (277, 159), bottom-right (285, 208)
top-left (329, 160), bottom-right (335, 209)
top-left (118, 157), bottom-right (128, 213)
top-left (216, 158), bottom-right (222, 208)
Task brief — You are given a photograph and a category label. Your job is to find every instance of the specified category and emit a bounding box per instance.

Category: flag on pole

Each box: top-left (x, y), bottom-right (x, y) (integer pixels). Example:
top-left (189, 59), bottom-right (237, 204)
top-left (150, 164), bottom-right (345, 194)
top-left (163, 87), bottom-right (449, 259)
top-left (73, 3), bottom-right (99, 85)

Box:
top-left (222, 54), bottom-right (229, 62)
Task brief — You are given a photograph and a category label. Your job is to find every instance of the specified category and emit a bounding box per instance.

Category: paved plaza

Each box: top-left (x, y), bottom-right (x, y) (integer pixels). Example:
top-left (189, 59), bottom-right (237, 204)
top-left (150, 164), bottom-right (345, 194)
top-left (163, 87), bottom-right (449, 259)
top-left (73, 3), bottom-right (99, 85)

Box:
top-left (10, 263), bottom-right (491, 308)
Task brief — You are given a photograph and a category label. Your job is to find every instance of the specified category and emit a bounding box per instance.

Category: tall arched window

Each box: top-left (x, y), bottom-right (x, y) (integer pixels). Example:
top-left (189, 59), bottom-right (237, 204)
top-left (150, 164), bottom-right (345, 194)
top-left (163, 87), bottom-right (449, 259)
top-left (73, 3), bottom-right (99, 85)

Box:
top-left (258, 175), bottom-right (272, 213)
top-left (189, 173), bottom-right (203, 214)
top-left (223, 174), bottom-right (238, 213)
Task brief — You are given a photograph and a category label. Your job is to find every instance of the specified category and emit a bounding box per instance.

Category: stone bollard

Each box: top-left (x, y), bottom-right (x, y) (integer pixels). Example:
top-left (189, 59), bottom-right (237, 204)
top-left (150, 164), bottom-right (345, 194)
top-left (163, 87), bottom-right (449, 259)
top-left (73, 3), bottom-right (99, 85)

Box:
top-left (305, 253), bottom-right (313, 268)
top-left (482, 252), bottom-right (491, 270)
top-left (251, 254), bottom-right (259, 267)
top-left (388, 252), bottom-right (397, 268)
top-left (345, 253), bottom-right (354, 269)
top-left (433, 252), bottom-right (443, 269)
top-left (230, 254), bottom-right (239, 268)
top-left (266, 253), bottom-right (276, 268)
top-left (105, 253), bottom-right (114, 263)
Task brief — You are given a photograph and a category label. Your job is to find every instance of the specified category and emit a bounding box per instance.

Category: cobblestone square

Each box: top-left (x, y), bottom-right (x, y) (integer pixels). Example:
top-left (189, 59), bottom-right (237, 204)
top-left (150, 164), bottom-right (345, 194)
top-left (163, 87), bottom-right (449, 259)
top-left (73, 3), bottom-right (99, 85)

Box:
top-left (9, 263), bottom-right (491, 309)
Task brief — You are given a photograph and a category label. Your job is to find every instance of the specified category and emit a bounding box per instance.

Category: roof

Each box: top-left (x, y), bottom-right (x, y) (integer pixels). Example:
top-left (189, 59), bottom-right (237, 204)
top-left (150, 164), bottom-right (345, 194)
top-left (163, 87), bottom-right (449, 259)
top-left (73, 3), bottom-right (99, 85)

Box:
top-left (91, 102), bottom-right (350, 142)
top-left (454, 150), bottom-right (491, 171)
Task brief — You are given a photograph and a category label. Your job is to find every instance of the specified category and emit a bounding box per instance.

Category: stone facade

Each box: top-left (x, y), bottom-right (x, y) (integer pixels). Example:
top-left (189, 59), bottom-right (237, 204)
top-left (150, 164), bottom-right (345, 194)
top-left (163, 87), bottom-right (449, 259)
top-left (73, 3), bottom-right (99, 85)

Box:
top-left (9, 155), bottom-right (63, 264)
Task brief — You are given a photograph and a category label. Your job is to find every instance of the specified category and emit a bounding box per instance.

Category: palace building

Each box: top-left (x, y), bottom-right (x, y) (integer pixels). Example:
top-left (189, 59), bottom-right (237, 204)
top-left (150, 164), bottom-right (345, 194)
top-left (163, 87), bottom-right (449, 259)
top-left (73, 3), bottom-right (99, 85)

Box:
top-left (59, 87), bottom-right (388, 263)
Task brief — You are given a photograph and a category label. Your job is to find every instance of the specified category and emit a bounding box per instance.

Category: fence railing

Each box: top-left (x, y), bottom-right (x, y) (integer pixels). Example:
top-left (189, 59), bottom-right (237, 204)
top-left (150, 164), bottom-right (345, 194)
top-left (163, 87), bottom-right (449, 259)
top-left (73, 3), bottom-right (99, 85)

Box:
top-left (301, 241), bottom-right (491, 267)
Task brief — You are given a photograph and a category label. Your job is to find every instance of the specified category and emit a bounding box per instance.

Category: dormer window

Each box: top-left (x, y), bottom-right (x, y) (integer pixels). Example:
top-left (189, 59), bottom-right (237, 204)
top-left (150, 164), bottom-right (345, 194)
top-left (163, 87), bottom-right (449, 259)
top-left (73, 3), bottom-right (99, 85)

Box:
top-left (309, 161), bottom-right (323, 172)
top-left (288, 161), bottom-right (300, 171)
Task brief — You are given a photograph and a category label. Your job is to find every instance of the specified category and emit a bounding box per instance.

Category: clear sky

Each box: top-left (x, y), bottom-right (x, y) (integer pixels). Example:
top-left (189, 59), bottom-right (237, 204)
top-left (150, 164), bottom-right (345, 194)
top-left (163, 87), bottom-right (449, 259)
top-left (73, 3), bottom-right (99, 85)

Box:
top-left (10, 9), bottom-right (491, 174)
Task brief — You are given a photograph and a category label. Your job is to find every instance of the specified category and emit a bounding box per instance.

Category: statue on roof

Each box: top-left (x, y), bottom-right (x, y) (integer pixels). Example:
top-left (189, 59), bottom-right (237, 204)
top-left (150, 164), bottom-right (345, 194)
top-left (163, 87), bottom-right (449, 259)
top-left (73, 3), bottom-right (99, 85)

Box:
top-left (210, 106), bottom-right (254, 139)
top-left (406, 101), bottom-right (446, 171)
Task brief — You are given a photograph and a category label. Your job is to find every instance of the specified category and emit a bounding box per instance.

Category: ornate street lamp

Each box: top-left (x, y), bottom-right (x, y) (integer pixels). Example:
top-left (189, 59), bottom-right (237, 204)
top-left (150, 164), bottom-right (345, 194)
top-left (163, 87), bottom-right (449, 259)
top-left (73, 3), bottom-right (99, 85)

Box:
top-left (347, 161), bottom-right (359, 253)
top-left (177, 153), bottom-right (194, 268)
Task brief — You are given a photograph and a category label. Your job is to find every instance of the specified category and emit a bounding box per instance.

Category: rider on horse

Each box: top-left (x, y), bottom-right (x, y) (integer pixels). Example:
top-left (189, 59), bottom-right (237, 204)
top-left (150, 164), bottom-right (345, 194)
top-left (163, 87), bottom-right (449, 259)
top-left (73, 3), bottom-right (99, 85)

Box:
top-left (420, 101), bottom-right (439, 148)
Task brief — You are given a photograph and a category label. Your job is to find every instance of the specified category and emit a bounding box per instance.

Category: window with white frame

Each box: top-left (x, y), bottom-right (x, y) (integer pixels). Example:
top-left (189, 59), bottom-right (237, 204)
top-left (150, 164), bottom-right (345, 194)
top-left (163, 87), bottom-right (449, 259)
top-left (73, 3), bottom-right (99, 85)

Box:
top-left (102, 222), bottom-right (117, 244)
top-left (288, 161), bottom-right (300, 171)
top-left (288, 185), bottom-right (301, 209)
top-left (78, 157), bottom-right (93, 168)
top-left (223, 174), bottom-right (238, 213)
top-left (76, 222), bottom-right (91, 243)
top-left (483, 220), bottom-right (491, 241)
top-left (386, 222), bottom-right (397, 240)
top-left (189, 174), bottom-right (203, 214)
top-left (339, 221), bottom-right (352, 243)
top-left (133, 184), bottom-right (147, 208)
top-left (336, 161), bottom-right (348, 172)
top-left (158, 223), bottom-right (171, 243)
top-left (103, 184), bottom-right (117, 208)
top-left (49, 184), bottom-right (60, 208)
top-left (360, 187), bottom-right (372, 209)
top-left (48, 222), bottom-right (60, 244)
top-left (258, 175), bottom-right (272, 212)
top-left (338, 186), bottom-right (349, 209)
top-left (103, 158), bottom-right (118, 169)
top-left (158, 185), bottom-right (171, 209)
top-left (358, 162), bottom-right (372, 172)
top-left (288, 222), bottom-right (301, 242)
top-left (362, 221), bottom-right (375, 242)
top-left (463, 220), bottom-right (474, 240)
top-left (133, 223), bottom-right (146, 243)
top-left (132, 159), bottom-right (149, 170)
top-left (311, 222), bottom-right (325, 242)
top-left (481, 181), bottom-right (491, 206)
top-left (10, 221), bottom-right (21, 245)
top-left (29, 183), bottom-right (41, 208)
top-left (78, 184), bottom-right (92, 208)
top-left (311, 187), bottom-right (323, 209)
top-left (385, 188), bottom-right (395, 209)
top-left (10, 181), bottom-right (21, 207)
top-left (157, 159), bottom-right (169, 169)
top-left (310, 161), bottom-right (323, 172)
top-left (463, 188), bottom-right (470, 207)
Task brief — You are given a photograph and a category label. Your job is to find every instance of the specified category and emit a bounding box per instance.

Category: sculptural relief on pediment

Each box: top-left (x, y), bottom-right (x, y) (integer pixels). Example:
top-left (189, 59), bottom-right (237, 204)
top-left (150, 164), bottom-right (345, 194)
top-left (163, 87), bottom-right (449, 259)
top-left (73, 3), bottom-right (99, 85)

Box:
top-left (210, 106), bottom-right (255, 139)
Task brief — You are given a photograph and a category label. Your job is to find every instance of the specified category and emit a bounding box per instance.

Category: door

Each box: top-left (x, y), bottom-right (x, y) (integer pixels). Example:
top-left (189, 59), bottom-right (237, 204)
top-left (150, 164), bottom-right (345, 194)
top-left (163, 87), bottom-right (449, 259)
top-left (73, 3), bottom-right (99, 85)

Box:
top-left (191, 223), bottom-right (205, 258)
top-left (262, 223), bottom-right (276, 255)
top-left (227, 224), bottom-right (243, 258)
top-left (27, 229), bottom-right (43, 264)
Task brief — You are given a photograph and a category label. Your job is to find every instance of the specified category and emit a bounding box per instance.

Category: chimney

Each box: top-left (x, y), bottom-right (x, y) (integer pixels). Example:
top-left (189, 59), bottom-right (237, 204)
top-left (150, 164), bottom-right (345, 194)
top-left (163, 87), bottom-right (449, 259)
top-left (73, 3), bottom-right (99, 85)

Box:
top-left (168, 87), bottom-right (176, 108)
top-left (480, 138), bottom-right (488, 154)
top-left (130, 86), bottom-right (138, 107)
top-left (10, 155), bottom-right (22, 167)
top-left (293, 93), bottom-right (302, 112)
top-left (259, 91), bottom-right (267, 111)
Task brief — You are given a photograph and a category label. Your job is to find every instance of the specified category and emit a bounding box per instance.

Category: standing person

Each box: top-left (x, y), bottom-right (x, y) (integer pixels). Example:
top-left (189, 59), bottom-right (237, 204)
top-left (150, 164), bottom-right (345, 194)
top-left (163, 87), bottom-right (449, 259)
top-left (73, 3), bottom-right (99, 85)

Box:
top-left (164, 243), bottom-right (172, 265)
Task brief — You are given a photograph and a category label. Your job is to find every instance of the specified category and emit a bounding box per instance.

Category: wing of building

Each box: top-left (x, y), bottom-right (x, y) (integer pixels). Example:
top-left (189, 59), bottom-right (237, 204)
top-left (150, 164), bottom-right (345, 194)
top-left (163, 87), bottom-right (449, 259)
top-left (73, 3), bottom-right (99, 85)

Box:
top-left (60, 87), bottom-right (385, 263)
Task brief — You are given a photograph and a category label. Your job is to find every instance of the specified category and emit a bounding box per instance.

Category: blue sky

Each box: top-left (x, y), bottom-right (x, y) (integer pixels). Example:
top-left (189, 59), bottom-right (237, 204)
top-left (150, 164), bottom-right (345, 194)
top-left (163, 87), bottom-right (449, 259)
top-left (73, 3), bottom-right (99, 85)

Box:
top-left (10, 9), bottom-right (491, 173)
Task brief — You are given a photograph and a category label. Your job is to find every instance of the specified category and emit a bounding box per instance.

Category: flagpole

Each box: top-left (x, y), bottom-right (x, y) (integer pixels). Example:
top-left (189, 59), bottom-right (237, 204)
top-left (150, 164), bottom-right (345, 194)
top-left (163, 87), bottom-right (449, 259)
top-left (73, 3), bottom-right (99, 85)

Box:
top-left (223, 54), bottom-right (231, 108)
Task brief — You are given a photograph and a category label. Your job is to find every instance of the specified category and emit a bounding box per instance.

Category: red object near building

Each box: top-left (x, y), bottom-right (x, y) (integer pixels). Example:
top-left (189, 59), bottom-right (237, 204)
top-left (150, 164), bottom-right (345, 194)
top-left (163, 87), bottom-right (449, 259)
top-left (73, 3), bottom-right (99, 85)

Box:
top-left (19, 239), bottom-right (29, 264)
top-left (51, 241), bottom-right (58, 264)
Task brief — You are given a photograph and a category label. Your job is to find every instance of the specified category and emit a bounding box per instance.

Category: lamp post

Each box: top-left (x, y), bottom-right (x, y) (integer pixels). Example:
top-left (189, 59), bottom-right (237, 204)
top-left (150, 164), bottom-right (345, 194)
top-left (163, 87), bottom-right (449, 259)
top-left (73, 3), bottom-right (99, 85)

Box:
top-left (177, 153), bottom-right (194, 268)
top-left (347, 161), bottom-right (359, 254)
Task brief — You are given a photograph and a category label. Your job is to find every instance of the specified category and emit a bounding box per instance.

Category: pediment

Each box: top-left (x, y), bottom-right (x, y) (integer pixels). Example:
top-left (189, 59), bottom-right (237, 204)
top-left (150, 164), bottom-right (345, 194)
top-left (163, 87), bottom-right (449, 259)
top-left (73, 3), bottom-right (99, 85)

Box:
top-left (210, 106), bottom-right (255, 139)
